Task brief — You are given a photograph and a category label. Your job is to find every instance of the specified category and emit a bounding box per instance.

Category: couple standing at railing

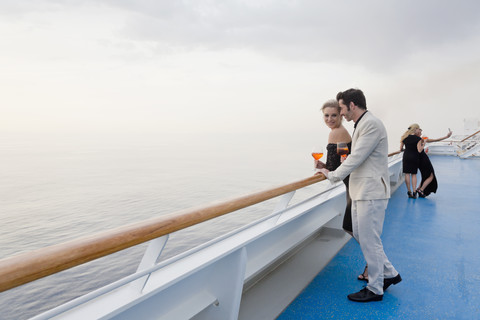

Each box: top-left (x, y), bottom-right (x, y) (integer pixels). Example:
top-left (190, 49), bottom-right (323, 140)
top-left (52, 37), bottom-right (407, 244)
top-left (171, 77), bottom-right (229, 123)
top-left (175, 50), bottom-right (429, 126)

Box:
top-left (314, 88), bottom-right (401, 302)
top-left (400, 124), bottom-right (452, 198)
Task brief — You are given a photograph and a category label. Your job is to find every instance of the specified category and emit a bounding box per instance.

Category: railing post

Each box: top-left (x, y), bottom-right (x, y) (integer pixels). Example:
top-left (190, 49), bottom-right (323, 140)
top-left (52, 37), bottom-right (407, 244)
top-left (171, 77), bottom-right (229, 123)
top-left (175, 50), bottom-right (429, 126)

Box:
top-left (271, 191), bottom-right (295, 225)
top-left (132, 235), bottom-right (169, 292)
top-left (137, 235), bottom-right (169, 272)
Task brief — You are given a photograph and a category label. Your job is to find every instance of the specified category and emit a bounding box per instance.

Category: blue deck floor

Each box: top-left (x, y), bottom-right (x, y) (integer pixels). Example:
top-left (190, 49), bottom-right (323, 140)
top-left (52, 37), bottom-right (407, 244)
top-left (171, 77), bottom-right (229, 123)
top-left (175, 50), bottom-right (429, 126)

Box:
top-left (278, 156), bottom-right (480, 320)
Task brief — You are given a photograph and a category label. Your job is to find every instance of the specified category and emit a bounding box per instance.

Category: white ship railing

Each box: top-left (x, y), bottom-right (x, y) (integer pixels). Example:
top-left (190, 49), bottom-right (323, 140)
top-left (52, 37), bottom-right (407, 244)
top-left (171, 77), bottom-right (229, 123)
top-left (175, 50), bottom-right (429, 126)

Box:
top-left (425, 129), bottom-right (480, 158)
top-left (0, 153), bottom-right (404, 320)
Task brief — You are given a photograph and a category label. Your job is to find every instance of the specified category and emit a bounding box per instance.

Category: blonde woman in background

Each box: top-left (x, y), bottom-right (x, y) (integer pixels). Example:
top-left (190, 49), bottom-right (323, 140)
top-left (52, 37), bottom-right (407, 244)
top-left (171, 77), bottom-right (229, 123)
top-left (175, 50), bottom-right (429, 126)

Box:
top-left (400, 124), bottom-right (423, 198)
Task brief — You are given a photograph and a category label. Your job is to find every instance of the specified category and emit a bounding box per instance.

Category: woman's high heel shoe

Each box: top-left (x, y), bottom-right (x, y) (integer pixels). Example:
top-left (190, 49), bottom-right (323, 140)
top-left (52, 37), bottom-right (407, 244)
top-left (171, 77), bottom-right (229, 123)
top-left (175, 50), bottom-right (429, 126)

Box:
top-left (358, 265), bottom-right (368, 281)
top-left (417, 188), bottom-right (426, 198)
top-left (407, 191), bottom-right (417, 199)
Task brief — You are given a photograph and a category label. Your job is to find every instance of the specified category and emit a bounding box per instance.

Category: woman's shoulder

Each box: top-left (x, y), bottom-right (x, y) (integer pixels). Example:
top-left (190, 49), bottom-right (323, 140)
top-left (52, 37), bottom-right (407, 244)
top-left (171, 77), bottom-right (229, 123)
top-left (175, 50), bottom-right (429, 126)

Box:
top-left (328, 126), bottom-right (352, 143)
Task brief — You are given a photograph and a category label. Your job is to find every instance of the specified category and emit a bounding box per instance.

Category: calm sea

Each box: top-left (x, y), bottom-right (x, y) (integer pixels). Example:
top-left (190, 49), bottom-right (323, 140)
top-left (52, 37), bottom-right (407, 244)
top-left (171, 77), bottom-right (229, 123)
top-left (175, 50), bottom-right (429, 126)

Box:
top-left (0, 132), bottom-right (328, 319)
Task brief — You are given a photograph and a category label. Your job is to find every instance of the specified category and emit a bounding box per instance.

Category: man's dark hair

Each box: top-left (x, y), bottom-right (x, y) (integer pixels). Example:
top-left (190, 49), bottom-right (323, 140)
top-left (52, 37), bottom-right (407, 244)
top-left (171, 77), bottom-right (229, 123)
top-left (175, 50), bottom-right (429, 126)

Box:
top-left (336, 88), bottom-right (367, 110)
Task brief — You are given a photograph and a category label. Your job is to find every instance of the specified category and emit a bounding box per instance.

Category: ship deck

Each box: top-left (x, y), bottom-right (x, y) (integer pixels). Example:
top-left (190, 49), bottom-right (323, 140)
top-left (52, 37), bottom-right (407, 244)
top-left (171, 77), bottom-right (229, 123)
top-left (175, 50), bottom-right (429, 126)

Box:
top-left (278, 155), bottom-right (480, 319)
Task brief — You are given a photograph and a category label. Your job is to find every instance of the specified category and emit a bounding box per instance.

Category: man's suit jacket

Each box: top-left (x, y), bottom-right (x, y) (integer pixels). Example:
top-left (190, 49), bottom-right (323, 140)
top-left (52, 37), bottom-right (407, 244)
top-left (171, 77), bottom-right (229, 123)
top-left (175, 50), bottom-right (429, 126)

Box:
top-left (327, 111), bottom-right (390, 201)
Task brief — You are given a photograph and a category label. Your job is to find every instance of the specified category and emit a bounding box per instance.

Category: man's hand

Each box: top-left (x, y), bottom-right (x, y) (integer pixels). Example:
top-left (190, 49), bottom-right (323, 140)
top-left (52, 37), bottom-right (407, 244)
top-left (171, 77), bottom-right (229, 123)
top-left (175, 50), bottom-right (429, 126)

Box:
top-left (317, 168), bottom-right (330, 178)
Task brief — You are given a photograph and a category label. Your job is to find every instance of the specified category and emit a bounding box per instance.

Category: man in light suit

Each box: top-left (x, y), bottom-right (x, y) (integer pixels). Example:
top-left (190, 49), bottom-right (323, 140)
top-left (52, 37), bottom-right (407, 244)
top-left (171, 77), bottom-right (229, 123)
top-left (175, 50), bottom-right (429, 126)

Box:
top-left (318, 88), bottom-right (401, 302)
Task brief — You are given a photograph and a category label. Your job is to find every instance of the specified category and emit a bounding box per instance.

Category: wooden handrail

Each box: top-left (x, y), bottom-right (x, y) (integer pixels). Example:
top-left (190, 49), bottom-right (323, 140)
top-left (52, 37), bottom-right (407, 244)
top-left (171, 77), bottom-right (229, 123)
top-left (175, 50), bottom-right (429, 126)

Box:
top-left (388, 150), bottom-right (402, 157)
top-left (461, 130), bottom-right (480, 142)
top-left (0, 174), bottom-right (326, 292)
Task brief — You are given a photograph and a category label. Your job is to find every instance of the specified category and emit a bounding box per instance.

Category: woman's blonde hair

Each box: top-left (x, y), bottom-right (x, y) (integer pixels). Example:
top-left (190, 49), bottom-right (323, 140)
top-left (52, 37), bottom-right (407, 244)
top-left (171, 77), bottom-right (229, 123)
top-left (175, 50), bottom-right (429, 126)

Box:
top-left (400, 123), bottom-right (420, 142)
top-left (321, 99), bottom-right (341, 113)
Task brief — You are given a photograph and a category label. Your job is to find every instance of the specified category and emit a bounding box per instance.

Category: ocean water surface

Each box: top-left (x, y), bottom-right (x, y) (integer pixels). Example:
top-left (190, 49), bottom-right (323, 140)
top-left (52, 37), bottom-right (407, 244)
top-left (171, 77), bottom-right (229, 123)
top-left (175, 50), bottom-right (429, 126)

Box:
top-left (0, 132), bottom-right (328, 319)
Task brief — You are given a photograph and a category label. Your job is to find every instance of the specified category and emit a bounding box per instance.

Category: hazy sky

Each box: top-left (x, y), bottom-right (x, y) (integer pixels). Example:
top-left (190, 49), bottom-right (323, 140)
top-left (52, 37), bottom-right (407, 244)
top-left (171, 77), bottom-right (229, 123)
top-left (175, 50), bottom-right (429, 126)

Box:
top-left (1, 0), bottom-right (480, 149)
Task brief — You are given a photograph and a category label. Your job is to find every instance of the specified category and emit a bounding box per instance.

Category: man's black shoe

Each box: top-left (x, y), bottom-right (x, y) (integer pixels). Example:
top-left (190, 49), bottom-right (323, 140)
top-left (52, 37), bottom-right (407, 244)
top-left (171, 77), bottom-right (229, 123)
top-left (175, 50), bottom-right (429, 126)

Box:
top-left (384, 274), bottom-right (402, 291)
top-left (347, 287), bottom-right (383, 302)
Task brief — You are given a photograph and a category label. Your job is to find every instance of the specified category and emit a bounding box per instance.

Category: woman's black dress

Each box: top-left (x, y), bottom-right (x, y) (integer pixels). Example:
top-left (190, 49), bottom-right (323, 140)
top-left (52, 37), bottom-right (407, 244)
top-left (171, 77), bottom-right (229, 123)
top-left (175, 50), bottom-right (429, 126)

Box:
top-left (326, 142), bottom-right (352, 232)
top-left (419, 151), bottom-right (438, 196)
top-left (402, 135), bottom-right (421, 174)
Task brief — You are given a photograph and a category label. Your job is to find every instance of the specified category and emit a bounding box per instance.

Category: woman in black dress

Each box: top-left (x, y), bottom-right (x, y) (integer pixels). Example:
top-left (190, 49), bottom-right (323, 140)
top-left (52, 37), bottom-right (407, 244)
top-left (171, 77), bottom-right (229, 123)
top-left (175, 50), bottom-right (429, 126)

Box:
top-left (315, 100), bottom-right (367, 280)
top-left (416, 129), bottom-right (452, 197)
top-left (400, 124), bottom-right (423, 198)
top-left (315, 100), bottom-right (352, 233)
